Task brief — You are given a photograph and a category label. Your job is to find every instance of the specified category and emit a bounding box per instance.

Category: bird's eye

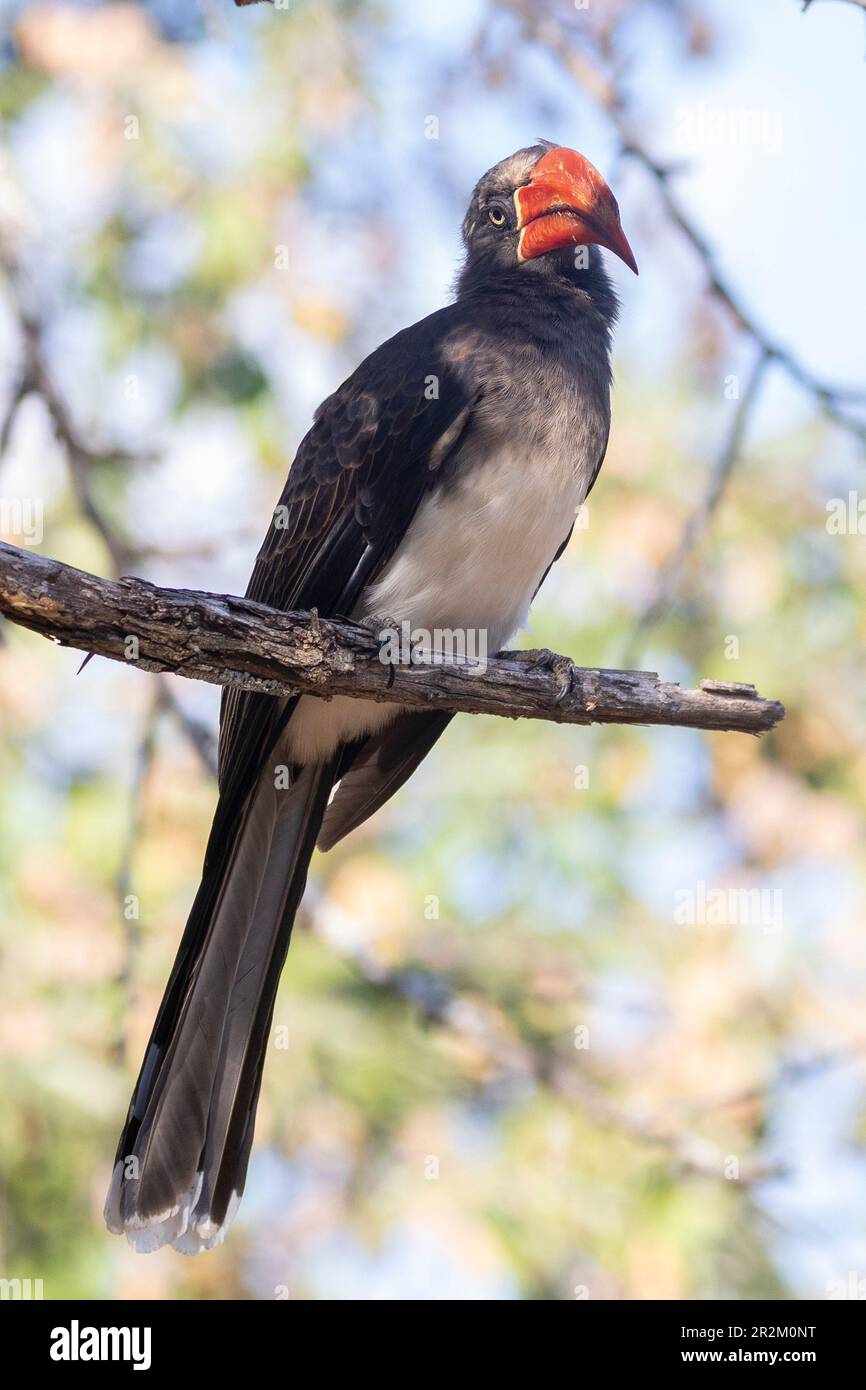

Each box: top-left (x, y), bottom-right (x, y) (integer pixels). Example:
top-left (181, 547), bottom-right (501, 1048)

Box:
top-left (487, 206), bottom-right (506, 227)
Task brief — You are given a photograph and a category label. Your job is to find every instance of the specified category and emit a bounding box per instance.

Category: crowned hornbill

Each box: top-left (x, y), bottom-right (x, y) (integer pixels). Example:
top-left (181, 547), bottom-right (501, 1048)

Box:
top-left (106, 142), bottom-right (637, 1252)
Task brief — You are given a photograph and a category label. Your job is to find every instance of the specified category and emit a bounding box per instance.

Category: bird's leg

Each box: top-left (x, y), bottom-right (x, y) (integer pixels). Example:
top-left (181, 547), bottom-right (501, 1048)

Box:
top-left (409, 633), bottom-right (428, 666)
top-left (503, 647), bottom-right (575, 703)
top-left (361, 614), bottom-right (403, 689)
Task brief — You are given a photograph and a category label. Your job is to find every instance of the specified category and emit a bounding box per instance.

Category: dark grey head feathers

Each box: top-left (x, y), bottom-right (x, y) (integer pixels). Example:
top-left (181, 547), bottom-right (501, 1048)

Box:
top-left (460, 140), bottom-right (555, 251)
top-left (457, 141), bottom-right (618, 325)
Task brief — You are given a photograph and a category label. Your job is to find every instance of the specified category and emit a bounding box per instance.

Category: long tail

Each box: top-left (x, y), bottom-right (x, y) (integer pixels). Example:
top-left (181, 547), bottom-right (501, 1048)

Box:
top-left (105, 757), bottom-right (336, 1254)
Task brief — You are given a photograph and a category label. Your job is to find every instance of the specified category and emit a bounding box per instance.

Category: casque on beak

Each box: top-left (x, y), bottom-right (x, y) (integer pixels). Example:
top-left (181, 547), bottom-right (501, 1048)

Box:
top-left (515, 146), bottom-right (638, 274)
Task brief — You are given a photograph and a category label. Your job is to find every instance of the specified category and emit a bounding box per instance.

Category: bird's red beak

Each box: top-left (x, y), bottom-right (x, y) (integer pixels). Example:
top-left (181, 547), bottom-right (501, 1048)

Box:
top-left (515, 146), bottom-right (638, 275)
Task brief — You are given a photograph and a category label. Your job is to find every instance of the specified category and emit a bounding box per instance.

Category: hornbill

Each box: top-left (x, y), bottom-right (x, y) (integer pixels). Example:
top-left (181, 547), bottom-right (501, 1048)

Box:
top-left (105, 142), bottom-right (637, 1253)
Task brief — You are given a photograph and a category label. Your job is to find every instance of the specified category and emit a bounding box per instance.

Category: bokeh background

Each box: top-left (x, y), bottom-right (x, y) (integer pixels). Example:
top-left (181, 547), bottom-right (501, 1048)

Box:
top-left (1, 0), bottom-right (866, 1301)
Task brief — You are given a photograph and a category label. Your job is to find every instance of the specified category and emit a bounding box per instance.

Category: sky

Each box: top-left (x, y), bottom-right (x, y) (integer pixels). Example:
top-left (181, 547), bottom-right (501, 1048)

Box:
top-left (398, 0), bottom-right (866, 434)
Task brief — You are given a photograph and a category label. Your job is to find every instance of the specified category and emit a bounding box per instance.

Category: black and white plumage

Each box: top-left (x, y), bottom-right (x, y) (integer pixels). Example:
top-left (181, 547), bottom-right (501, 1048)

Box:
top-left (105, 141), bottom-right (635, 1253)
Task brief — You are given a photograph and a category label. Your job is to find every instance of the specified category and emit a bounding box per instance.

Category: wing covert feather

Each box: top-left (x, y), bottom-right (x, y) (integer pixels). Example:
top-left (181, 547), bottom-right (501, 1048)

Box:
top-left (218, 308), bottom-right (480, 794)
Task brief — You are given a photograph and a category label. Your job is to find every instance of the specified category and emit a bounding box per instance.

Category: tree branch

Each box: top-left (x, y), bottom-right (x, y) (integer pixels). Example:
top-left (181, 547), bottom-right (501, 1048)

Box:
top-left (802, 0), bottom-right (866, 12)
top-left (625, 347), bottom-right (772, 662)
top-left (0, 543), bottom-right (784, 735)
top-left (496, 0), bottom-right (866, 445)
top-left (307, 899), bottom-right (781, 1186)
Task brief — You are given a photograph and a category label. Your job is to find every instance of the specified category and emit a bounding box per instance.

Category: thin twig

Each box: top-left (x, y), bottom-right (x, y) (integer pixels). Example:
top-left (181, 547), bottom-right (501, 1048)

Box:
top-left (679, 1038), bottom-right (866, 1119)
top-left (0, 368), bottom-right (32, 464)
top-left (493, 0), bottom-right (865, 658)
top-left (495, 0), bottom-right (866, 443)
top-left (304, 898), bottom-right (780, 1187)
top-left (0, 249), bottom-right (146, 571)
top-left (622, 145), bottom-right (866, 442)
top-left (155, 676), bottom-right (219, 779)
top-left (802, 0), bottom-right (866, 12)
top-left (625, 348), bottom-right (772, 662)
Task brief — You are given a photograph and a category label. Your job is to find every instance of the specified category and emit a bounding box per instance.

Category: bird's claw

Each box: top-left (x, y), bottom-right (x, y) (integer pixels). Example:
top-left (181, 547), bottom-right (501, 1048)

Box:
top-left (364, 614), bottom-right (401, 687)
top-left (507, 647), bottom-right (574, 702)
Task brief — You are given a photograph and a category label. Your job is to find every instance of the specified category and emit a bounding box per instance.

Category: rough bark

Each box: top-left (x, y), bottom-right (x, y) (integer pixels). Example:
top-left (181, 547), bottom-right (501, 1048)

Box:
top-left (0, 543), bottom-right (784, 735)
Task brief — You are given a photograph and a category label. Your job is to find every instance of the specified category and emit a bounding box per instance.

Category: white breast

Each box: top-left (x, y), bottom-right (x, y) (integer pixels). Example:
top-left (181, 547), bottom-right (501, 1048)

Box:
top-left (362, 439), bottom-right (583, 649)
top-left (283, 439), bottom-right (589, 764)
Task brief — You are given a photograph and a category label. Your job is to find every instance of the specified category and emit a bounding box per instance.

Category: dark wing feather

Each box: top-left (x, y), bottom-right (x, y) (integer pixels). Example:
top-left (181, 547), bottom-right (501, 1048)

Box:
top-left (111, 310), bottom-right (481, 1220)
top-left (217, 306), bottom-right (480, 801)
top-left (318, 710), bottom-right (454, 852)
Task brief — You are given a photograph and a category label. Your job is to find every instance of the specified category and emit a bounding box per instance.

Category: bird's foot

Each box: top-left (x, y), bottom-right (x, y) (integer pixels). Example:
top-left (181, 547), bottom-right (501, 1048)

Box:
top-left (362, 614), bottom-right (402, 688)
top-left (506, 647), bottom-right (575, 702)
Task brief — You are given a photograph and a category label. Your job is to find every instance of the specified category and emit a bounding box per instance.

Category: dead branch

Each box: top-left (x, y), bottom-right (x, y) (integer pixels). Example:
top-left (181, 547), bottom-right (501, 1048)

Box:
top-left (0, 542), bottom-right (784, 735)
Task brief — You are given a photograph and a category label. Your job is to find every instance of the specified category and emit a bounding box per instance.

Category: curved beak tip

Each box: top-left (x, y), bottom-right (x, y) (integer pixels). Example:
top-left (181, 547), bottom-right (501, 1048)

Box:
top-left (620, 240), bottom-right (639, 276)
top-left (605, 223), bottom-right (639, 275)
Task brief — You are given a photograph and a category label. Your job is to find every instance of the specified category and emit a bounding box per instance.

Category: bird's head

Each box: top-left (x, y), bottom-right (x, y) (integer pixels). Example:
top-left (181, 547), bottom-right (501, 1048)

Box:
top-left (460, 141), bottom-right (637, 291)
